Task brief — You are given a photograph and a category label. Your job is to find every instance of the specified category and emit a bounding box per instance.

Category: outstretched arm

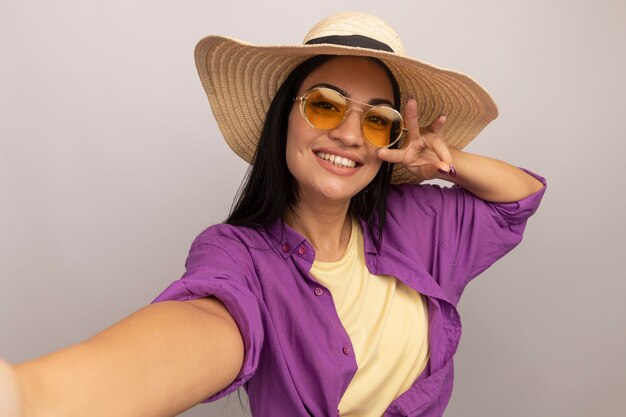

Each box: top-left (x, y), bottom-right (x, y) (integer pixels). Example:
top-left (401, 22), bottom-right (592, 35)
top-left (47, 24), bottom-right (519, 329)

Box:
top-left (378, 97), bottom-right (544, 202)
top-left (2, 298), bottom-right (243, 417)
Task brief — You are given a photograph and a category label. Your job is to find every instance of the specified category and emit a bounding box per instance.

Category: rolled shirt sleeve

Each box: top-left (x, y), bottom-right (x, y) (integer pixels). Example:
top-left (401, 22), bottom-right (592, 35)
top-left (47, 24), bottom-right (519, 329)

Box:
top-left (435, 169), bottom-right (546, 293)
top-left (153, 236), bottom-right (264, 402)
top-left (387, 169), bottom-right (546, 302)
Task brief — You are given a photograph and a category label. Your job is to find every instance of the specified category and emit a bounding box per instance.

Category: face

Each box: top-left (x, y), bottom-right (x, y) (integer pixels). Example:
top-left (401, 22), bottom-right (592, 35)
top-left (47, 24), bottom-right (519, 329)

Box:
top-left (286, 56), bottom-right (394, 205)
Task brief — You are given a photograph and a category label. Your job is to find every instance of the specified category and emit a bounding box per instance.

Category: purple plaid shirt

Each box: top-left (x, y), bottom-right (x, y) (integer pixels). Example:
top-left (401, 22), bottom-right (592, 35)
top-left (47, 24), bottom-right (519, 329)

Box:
top-left (154, 171), bottom-right (546, 417)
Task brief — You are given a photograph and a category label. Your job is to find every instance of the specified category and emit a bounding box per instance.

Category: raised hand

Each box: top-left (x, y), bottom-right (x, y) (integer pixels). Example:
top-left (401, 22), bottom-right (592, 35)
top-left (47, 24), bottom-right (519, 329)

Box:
top-left (377, 97), bottom-right (455, 182)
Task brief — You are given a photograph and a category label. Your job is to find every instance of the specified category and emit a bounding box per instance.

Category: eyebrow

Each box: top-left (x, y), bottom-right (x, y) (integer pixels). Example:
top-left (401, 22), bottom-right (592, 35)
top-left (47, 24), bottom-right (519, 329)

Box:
top-left (307, 82), bottom-right (395, 107)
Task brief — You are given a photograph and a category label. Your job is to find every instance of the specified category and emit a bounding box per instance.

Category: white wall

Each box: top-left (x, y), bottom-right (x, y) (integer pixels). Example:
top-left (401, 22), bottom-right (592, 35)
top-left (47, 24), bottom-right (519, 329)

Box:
top-left (1, 0), bottom-right (624, 416)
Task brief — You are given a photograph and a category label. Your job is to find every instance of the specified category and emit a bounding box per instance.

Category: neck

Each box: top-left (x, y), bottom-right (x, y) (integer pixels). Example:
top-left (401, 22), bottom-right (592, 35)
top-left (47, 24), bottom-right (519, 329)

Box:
top-left (284, 198), bottom-right (352, 262)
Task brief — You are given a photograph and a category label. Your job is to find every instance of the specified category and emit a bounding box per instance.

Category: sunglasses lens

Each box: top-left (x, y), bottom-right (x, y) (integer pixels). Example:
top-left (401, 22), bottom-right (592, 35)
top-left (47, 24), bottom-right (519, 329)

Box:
top-left (303, 88), bottom-right (347, 130)
top-left (362, 107), bottom-right (403, 147)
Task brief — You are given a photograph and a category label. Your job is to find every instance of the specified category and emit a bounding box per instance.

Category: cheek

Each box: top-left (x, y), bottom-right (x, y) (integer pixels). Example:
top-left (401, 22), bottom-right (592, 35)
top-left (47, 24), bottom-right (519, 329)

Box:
top-left (285, 136), bottom-right (297, 175)
top-left (360, 157), bottom-right (384, 188)
top-left (366, 151), bottom-right (384, 174)
top-left (285, 112), bottom-right (308, 175)
top-left (286, 109), bottom-right (315, 153)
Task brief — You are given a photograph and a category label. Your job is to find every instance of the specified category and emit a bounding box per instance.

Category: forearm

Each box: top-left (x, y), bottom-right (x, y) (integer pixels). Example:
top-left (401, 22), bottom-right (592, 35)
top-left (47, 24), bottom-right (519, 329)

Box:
top-left (13, 298), bottom-right (243, 417)
top-left (445, 149), bottom-right (544, 203)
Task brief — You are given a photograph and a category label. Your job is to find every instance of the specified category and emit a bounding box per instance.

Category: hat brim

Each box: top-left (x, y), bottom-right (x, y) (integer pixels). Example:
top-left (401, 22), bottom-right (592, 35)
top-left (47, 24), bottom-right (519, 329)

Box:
top-left (195, 36), bottom-right (498, 184)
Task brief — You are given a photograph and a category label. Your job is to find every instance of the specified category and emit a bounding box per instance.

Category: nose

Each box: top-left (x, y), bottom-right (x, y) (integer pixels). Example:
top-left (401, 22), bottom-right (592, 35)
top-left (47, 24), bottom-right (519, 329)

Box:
top-left (329, 108), bottom-right (364, 146)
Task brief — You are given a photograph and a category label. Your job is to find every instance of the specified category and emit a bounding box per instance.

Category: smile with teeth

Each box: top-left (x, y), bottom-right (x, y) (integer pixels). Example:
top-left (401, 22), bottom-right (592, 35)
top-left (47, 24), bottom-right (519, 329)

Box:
top-left (315, 152), bottom-right (358, 168)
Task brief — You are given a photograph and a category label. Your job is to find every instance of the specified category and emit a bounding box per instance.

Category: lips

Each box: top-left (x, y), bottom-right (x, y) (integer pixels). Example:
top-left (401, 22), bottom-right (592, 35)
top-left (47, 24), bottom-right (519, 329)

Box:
top-left (315, 151), bottom-right (358, 168)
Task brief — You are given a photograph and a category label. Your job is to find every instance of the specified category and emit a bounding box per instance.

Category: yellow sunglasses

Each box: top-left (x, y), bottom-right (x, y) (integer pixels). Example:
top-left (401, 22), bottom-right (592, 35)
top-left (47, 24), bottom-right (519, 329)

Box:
top-left (295, 87), bottom-right (406, 148)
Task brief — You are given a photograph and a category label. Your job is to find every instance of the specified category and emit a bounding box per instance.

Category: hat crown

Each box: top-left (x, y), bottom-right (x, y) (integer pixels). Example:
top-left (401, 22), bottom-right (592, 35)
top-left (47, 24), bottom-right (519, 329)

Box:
top-left (303, 12), bottom-right (405, 55)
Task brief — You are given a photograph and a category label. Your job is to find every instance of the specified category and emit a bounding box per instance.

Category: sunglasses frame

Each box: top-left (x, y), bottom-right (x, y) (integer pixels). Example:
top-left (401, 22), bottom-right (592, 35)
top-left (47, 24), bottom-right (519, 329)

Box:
top-left (294, 87), bottom-right (407, 148)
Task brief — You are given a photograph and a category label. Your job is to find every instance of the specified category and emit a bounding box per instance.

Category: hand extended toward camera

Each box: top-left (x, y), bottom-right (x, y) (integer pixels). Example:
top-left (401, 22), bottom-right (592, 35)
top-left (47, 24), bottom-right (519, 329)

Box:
top-left (0, 359), bottom-right (21, 417)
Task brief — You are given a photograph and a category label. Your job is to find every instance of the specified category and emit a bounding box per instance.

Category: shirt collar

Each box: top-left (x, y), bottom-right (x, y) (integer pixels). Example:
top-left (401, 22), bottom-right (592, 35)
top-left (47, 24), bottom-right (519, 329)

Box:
top-left (264, 217), bottom-right (378, 260)
top-left (264, 218), bottom-right (309, 259)
top-left (358, 217), bottom-right (380, 256)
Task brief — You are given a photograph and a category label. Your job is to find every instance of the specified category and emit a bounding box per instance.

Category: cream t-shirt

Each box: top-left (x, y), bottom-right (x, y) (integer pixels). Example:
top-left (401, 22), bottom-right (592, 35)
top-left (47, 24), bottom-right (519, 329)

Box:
top-left (310, 221), bottom-right (430, 417)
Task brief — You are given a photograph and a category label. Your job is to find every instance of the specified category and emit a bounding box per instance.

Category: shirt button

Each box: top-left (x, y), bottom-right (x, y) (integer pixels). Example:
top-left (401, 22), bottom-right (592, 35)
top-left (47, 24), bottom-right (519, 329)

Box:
top-left (281, 243), bottom-right (290, 252)
top-left (342, 346), bottom-right (351, 355)
top-left (314, 288), bottom-right (323, 296)
top-left (297, 245), bottom-right (307, 255)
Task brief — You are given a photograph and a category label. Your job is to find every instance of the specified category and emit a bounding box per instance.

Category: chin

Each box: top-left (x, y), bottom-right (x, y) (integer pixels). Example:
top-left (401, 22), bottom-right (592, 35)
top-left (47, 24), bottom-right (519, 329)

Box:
top-left (318, 184), bottom-right (362, 203)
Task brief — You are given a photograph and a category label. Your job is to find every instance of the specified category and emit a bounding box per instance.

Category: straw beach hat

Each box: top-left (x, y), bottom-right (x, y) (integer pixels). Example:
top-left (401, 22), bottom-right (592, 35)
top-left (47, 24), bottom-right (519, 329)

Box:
top-left (195, 12), bottom-right (498, 184)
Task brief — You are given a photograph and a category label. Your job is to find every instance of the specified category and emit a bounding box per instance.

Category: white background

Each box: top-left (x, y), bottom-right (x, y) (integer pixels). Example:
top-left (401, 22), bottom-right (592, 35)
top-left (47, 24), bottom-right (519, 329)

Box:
top-left (1, 0), bottom-right (625, 416)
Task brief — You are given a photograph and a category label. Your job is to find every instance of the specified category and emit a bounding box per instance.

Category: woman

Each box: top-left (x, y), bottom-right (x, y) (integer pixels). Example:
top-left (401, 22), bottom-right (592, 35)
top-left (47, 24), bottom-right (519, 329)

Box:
top-left (1, 12), bottom-right (545, 417)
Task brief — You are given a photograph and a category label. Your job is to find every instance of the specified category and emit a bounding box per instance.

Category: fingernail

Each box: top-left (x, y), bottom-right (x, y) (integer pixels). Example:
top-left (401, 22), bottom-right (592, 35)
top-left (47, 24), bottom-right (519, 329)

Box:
top-left (407, 95), bottom-right (415, 102)
top-left (449, 164), bottom-right (457, 178)
top-left (438, 168), bottom-right (448, 175)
